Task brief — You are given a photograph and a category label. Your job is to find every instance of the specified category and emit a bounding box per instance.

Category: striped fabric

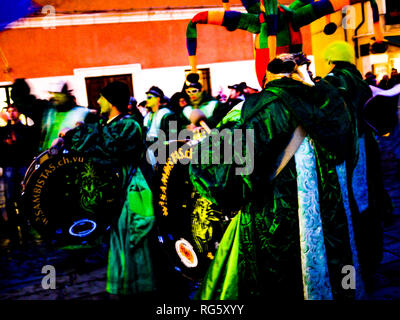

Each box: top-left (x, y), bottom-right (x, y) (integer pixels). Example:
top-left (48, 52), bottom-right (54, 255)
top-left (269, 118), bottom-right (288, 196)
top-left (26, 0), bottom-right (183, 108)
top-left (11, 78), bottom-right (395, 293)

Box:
top-left (186, 0), bottom-right (384, 85)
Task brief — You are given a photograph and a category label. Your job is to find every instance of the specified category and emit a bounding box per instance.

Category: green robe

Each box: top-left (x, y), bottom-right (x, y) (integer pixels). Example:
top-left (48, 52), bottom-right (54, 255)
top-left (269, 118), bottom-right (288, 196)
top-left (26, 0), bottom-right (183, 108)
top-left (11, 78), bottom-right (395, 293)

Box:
top-left (190, 77), bottom-right (360, 300)
top-left (325, 63), bottom-right (387, 286)
top-left (64, 115), bottom-right (156, 295)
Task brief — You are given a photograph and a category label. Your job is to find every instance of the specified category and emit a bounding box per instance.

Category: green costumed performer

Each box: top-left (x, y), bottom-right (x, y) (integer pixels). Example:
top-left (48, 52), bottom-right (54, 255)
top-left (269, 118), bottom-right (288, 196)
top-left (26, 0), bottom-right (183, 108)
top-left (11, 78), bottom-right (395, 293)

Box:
top-left (40, 82), bottom-right (92, 153)
top-left (323, 41), bottom-right (394, 291)
top-left (184, 0), bottom-right (386, 300)
top-left (61, 81), bottom-right (156, 296)
top-left (190, 52), bottom-right (365, 300)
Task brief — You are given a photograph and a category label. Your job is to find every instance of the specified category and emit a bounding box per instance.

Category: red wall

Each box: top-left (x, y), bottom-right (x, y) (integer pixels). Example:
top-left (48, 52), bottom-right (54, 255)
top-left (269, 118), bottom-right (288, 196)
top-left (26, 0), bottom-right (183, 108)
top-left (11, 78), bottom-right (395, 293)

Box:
top-left (301, 25), bottom-right (312, 56)
top-left (0, 20), bottom-right (255, 81)
top-left (0, 0), bottom-right (308, 82)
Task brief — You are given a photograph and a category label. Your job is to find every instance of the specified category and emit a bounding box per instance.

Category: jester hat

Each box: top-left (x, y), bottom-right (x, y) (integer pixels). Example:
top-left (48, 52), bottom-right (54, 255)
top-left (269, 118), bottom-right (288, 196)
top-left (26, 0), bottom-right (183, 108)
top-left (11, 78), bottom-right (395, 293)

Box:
top-left (186, 0), bottom-right (385, 86)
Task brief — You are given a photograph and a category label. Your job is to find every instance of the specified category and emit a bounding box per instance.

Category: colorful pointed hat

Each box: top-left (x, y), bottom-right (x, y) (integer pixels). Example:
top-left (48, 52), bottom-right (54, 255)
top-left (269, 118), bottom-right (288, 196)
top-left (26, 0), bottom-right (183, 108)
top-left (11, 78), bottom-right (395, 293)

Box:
top-left (186, 0), bottom-right (385, 86)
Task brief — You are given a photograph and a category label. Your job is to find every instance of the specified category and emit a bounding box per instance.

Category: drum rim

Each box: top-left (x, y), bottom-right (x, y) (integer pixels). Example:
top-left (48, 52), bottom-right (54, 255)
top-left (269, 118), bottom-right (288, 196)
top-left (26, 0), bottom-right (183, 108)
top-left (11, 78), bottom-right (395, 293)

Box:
top-left (153, 139), bottom-right (230, 282)
top-left (21, 149), bottom-right (122, 244)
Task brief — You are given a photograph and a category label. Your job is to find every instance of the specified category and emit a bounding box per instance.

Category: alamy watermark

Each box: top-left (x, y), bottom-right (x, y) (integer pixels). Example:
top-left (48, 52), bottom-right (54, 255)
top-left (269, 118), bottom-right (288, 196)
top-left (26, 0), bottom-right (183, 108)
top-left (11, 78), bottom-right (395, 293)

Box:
top-left (41, 264), bottom-right (56, 289)
top-left (41, 5), bottom-right (56, 29)
top-left (342, 6), bottom-right (356, 30)
top-left (146, 121), bottom-right (254, 175)
top-left (341, 265), bottom-right (356, 290)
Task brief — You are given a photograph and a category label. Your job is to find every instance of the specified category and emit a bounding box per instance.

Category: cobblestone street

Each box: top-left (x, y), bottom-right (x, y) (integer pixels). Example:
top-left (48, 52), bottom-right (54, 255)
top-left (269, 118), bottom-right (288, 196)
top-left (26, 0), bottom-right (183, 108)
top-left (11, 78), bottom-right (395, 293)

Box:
top-left (0, 237), bottom-right (110, 300)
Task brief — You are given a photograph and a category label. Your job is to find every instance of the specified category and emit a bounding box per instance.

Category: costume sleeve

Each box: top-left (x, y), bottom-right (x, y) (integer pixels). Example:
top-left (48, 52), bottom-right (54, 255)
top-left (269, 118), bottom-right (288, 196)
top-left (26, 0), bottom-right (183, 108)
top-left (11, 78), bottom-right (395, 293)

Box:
top-left (126, 168), bottom-right (155, 247)
top-left (65, 118), bottom-right (143, 167)
top-left (189, 98), bottom-right (294, 211)
top-left (63, 121), bottom-right (101, 153)
top-left (324, 72), bottom-right (348, 92)
top-left (207, 101), bottom-right (237, 129)
top-left (100, 118), bottom-right (143, 164)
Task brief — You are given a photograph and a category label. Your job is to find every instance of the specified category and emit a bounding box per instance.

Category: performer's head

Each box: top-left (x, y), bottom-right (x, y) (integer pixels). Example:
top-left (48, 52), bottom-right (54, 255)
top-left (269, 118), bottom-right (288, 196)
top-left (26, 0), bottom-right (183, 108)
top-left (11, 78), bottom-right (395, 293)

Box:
top-left (184, 73), bottom-right (203, 106)
top-left (170, 92), bottom-right (189, 113)
top-left (48, 81), bottom-right (76, 111)
top-left (266, 52), bottom-right (313, 85)
top-left (6, 104), bottom-right (21, 122)
top-left (11, 78), bottom-right (31, 102)
top-left (145, 86), bottom-right (165, 113)
top-left (98, 81), bottom-right (130, 118)
top-left (228, 83), bottom-right (245, 100)
top-left (324, 41), bottom-right (355, 66)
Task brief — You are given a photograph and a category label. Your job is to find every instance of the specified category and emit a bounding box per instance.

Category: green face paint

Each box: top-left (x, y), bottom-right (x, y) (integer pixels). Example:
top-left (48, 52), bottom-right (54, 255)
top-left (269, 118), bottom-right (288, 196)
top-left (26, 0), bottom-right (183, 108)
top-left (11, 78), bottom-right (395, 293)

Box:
top-left (97, 94), bottom-right (112, 115)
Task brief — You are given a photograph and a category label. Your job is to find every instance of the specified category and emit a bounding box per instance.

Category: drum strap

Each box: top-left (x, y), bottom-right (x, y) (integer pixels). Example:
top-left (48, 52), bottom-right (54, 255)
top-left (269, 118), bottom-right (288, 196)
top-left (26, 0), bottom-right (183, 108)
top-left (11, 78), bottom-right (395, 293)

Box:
top-left (272, 125), bottom-right (306, 179)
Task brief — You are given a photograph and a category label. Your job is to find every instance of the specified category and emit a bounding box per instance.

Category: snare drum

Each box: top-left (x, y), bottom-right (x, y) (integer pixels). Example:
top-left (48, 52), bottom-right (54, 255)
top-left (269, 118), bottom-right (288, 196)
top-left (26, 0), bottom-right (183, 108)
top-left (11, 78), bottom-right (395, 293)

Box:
top-left (154, 140), bottom-right (235, 282)
top-left (21, 148), bottom-right (122, 246)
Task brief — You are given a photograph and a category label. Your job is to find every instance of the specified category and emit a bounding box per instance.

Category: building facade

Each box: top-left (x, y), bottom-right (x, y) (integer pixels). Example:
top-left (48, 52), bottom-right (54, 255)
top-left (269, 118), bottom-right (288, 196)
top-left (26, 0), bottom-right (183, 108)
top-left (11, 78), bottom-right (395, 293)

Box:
top-left (1, 0), bottom-right (398, 111)
top-left (0, 0), bottom-right (262, 109)
top-left (310, 0), bottom-right (400, 82)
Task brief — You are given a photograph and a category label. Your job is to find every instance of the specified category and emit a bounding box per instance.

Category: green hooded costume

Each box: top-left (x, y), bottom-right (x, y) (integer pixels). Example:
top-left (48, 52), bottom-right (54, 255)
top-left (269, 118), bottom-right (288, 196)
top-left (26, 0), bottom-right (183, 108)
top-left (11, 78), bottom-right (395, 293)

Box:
top-left (324, 60), bottom-right (388, 289)
top-left (64, 115), bottom-right (156, 295)
top-left (189, 75), bottom-right (364, 300)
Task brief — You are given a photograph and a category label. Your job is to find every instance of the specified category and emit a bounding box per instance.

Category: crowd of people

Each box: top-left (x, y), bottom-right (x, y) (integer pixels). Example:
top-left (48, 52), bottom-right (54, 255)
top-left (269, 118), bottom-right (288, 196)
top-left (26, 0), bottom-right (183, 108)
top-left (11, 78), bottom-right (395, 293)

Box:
top-left (365, 68), bottom-right (400, 89)
top-left (0, 71), bottom-right (261, 297)
top-left (0, 40), bottom-right (399, 301)
top-left (0, 75), bottom-right (258, 222)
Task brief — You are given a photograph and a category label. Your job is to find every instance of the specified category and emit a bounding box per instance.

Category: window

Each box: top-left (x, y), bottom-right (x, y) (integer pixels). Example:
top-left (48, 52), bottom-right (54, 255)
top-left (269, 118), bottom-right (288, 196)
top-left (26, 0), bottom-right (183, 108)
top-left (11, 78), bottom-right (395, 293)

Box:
top-left (385, 0), bottom-right (400, 25)
top-left (84, 74), bottom-right (133, 111)
top-left (0, 85), bottom-right (12, 112)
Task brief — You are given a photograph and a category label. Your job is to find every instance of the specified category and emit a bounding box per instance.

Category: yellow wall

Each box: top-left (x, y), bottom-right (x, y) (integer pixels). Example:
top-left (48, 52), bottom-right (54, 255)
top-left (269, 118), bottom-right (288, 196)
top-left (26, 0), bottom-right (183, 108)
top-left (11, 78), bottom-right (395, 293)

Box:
top-left (310, 11), bottom-right (345, 77)
top-left (310, 3), bottom-right (370, 78)
top-left (310, 0), bottom-right (400, 81)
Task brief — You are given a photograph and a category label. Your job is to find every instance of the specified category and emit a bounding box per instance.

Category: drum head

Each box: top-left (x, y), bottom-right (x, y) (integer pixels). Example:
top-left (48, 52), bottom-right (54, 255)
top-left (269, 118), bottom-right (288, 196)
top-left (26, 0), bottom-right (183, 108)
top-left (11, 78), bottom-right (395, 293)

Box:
top-left (22, 150), bottom-right (122, 246)
top-left (154, 140), bottom-right (232, 282)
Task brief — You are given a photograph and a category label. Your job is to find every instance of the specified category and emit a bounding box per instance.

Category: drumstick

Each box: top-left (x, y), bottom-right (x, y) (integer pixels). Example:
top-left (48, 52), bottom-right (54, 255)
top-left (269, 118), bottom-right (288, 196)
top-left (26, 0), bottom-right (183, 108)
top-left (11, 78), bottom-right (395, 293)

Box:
top-left (189, 109), bottom-right (211, 134)
top-left (199, 120), bottom-right (211, 134)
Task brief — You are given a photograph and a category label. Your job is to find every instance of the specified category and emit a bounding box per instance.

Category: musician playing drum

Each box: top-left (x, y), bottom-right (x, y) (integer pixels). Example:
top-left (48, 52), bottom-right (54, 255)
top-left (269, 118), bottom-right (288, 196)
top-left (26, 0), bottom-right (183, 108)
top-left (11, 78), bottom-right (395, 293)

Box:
top-left (58, 81), bottom-right (156, 297)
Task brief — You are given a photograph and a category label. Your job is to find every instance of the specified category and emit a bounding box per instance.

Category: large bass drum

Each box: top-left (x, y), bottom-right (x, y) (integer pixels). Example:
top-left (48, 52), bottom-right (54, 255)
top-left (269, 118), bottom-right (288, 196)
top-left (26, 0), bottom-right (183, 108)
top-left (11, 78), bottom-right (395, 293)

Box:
top-left (22, 147), bottom-right (122, 246)
top-left (154, 139), bottom-right (235, 282)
